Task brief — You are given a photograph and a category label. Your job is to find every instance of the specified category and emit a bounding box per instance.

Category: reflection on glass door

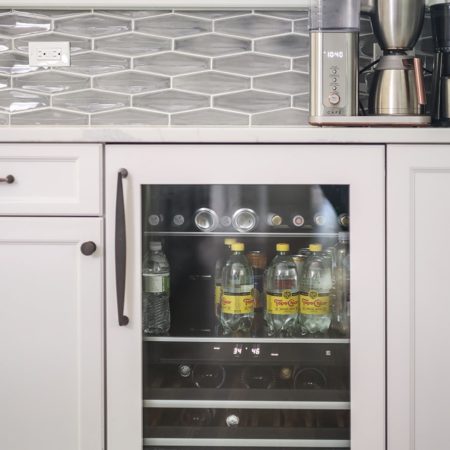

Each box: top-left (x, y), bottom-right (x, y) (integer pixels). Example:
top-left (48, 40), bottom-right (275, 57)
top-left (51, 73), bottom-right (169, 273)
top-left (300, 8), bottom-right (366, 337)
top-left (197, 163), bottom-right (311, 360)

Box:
top-left (141, 184), bottom-right (350, 449)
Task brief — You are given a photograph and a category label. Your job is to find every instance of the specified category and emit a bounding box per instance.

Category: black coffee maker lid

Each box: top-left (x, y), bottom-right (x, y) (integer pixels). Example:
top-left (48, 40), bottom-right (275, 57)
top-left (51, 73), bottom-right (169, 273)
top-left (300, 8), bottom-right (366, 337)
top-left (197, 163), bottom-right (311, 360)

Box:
top-left (431, 1), bottom-right (450, 50)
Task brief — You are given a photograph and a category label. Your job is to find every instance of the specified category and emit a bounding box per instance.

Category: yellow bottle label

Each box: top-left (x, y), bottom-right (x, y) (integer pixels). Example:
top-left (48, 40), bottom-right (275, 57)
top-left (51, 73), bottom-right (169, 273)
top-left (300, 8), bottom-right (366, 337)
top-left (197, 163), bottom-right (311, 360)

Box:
top-left (222, 293), bottom-right (254, 314)
top-left (267, 290), bottom-right (299, 315)
top-left (215, 285), bottom-right (222, 306)
top-left (300, 290), bottom-right (330, 315)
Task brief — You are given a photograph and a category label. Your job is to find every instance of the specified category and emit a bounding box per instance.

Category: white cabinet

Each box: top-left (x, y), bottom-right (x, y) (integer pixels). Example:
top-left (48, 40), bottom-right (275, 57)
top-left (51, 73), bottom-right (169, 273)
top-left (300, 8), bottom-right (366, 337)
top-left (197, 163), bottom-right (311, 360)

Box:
top-left (388, 145), bottom-right (450, 450)
top-left (0, 217), bottom-right (103, 450)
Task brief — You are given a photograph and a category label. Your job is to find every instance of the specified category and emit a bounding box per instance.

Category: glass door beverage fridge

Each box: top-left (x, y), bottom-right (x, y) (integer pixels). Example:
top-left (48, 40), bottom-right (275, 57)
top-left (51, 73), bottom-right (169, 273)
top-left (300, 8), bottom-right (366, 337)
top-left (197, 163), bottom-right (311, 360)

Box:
top-left (106, 145), bottom-right (385, 450)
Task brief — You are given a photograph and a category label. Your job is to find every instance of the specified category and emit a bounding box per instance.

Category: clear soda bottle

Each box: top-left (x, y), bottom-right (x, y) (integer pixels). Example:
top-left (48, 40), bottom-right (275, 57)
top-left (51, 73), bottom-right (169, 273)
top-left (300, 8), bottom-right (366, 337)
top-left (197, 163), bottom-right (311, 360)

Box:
top-left (333, 232), bottom-right (350, 336)
top-left (221, 243), bottom-right (254, 336)
top-left (214, 238), bottom-right (237, 320)
top-left (299, 243), bottom-right (332, 335)
top-left (265, 243), bottom-right (299, 337)
top-left (142, 241), bottom-right (170, 336)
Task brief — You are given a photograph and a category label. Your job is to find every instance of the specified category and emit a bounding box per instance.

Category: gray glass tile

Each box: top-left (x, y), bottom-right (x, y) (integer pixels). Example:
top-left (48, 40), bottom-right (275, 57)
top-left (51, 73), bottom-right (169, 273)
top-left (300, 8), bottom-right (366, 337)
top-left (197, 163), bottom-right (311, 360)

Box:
top-left (176, 34), bottom-right (251, 57)
top-left (172, 108), bottom-right (248, 126)
top-left (0, 52), bottom-right (43, 75)
top-left (416, 36), bottom-right (434, 56)
top-left (97, 10), bottom-right (172, 18)
top-left (254, 71), bottom-right (309, 94)
top-left (95, 33), bottom-right (170, 56)
top-left (174, 71), bottom-right (249, 94)
top-left (14, 10), bottom-right (90, 18)
top-left (136, 14), bottom-right (211, 38)
top-left (294, 19), bottom-right (308, 36)
top-left (360, 34), bottom-right (377, 60)
top-left (15, 33), bottom-right (91, 54)
top-left (178, 10), bottom-right (251, 20)
top-left (0, 10), bottom-right (11, 15)
top-left (52, 89), bottom-right (129, 113)
top-left (0, 89), bottom-right (49, 112)
top-left (13, 71), bottom-right (90, 94)
top-left (135, 52), bottom-right (209, 75)
top-left (93, 71), bottom-right (169, 94)
top-left (11, 108), bottom-right (88, 125)
top-left (0, 13), bottom-right (51, 37)
top-left (215, 15), bottom-right (291, 38)
top-left (293, 93), bottom-right (309, 110)
top-left (293, 57), bottom-right (309, 73)
top-left (214, 90), bottom-right (290, 113)
top-left (55, 14), bottom-right (131, 38)
top-left (360, 17), bottom-right (373, 36)
top-left (252, 108), bottom-right (308, 126)
top-left (58, 52), bottom-right (130, 75)
top-left (255, 10), bottom-right (308, 20)
top-left (0, 75), bottom-right (9, 89)
top-left (0, 37), bottom-right (10, 52)
top-left (91, 108), bottom-right (168, 126)
top-left (0, 112), bottom-right (8, 124)
top-left (255, 34), bottom-right (309, 57)
top-left (214, 53), bottom-right (290, 76)
top-left (134, 90), bottom-right (209, 113)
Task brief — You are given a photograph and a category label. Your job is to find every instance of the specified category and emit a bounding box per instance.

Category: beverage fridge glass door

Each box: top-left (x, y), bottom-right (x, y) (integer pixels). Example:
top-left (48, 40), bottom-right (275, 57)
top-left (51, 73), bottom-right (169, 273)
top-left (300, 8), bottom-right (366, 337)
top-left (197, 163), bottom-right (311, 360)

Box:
top-left (106, 145), bottom-right (385, 450)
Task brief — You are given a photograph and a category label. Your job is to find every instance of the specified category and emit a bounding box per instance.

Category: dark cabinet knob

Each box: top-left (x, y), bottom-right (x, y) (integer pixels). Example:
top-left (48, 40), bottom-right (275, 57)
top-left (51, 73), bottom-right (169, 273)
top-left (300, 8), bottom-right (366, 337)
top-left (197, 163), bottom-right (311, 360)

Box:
top-left (0, 175), bottom-right (14, 184)
top-left (81, 241), bottom-right (97, 256)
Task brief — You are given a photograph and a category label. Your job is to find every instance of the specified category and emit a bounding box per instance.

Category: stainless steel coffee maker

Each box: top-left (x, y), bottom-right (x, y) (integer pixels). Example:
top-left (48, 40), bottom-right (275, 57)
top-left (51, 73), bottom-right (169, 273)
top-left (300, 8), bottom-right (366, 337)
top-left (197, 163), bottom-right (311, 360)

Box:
top-left (368, 0), bottom-right (428, 118)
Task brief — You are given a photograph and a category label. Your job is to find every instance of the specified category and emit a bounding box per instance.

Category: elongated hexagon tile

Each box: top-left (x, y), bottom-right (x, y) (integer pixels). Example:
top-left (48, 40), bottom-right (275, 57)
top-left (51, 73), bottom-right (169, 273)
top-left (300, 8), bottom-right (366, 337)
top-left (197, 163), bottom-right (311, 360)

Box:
top-left (0, 10), bottom-right (11, 15)
top-left (360, 34), bottom-right (378, 60)
top-left (172, 108), bottom-right (248, 126)
top-left (0, 89), bottom-right (49, 112)
top-left (254, 72), bottom-right (309, 94)
top-left (255, 10), bottom-right (308, 20)
top-left (134, 52), bottom-right (209, 76)
top-left (360, 17), bottom-right (373, 36)
top-left (11, 108), bottom-right (88, 125)
top-left (13, 71), bottom-right (90, 94)
top-left (97, 10), bottom-right (172, 18)
top-left (252, 108), bottom-right (308, 126)
top-left (134, 90), bottom-right (209, 113)
top-left (214, 53), bottom-right (290, 76)
top-left (178, 10), bottom-right (251, 19)
top-left (294, 19), bottom-right (309, 36)
top-left (0, 37), bottom-right (10, 52)
top-left (14, 10), bottom-right (90, 18)
top-left (215, 15), bottom-right (291, 39)
top-left (94, 71), bottom-right (169, 94)
top-left (52, 89), bottom-right (129, 113)
top-left (0, 112), bottom-right (8, 124)
top-left (175, 34), bottom-right (251, 57)
top-left (293, 57), bottom-right (309, 73)
top-left (255, 34), bottom-right (309, 57)
top-left (15, 33), bottom-right (91, 54)
top-left (58, 52), bottom-right (130, 75)
top-left (91, 108), bottom-right (168, 125)
top-left (55, 14), bottom-right (131, 38)
top-left (136, 14), bottom-right (211, 38)
top-left (293, 93), bottom-right (309, 110)
top-left (0, 75), bottom-right (10, 89)
top-left (95, 33), bottom-right (170, 56)
top-left (214, 90), bottom-right (290, 113)
top-left (0, 13), bottom-right (51, 37)
top-left (0, 52), bottom-right (43, 75)
top-left (174, 71), bottom-right (249, 94)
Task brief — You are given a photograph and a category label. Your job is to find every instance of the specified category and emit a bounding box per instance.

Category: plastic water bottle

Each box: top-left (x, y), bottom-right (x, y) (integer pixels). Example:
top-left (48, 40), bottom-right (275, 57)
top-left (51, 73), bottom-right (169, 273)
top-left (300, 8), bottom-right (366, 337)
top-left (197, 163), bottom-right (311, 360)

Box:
top-left (221, 243), bottom-right (254, 336)
top-left (265, 243), bottom-right (299, 337)
top-left (299, 243), bottom-right (332, 335)
top-left (333, 232), bottom-right (350, 336)
top-left (142, 241), bottom-right (170, 336)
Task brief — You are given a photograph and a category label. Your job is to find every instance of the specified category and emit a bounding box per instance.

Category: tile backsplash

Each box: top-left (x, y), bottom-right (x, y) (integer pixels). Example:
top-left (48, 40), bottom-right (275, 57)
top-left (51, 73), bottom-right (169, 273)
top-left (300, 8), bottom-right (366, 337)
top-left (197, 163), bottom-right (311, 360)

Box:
top-left (0, 9), bottom-right (433, 127)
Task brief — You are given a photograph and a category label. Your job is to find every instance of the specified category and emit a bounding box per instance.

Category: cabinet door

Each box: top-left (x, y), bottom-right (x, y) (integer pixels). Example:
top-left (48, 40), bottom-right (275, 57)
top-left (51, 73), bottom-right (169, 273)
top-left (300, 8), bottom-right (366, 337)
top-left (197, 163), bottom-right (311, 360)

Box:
top-left (388, 145), bottom-right (450, 450)
top-left (0, 218), bottom-right (103, 450)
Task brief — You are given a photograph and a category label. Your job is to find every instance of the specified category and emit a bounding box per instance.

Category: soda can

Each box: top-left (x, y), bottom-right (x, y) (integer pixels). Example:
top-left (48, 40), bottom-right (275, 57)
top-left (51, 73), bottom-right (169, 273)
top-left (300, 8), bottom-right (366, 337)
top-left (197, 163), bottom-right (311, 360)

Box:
top-left (232, 208), bottom-right (258, 232)
top-left (194, 208), bottom-right (219, 232)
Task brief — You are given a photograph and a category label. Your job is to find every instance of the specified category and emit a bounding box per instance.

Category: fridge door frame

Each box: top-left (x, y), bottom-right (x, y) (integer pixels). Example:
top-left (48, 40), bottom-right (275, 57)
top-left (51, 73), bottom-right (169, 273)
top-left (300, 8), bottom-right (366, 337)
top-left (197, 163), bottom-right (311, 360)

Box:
top-left (105, 144), bottom-right (385, 450)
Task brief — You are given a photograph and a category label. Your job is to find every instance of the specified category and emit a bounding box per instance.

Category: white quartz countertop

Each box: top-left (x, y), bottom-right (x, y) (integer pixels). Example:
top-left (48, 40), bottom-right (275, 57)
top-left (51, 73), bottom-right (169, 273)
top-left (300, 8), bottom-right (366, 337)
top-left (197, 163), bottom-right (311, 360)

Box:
top-left (0, 126), bottom-right (449, 144)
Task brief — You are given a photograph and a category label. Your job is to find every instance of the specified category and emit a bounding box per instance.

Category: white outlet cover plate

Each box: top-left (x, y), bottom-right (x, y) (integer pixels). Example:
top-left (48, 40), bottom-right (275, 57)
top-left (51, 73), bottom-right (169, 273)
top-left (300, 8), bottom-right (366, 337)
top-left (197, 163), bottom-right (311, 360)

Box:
top-left (28, 41), bottom-right (70, 67)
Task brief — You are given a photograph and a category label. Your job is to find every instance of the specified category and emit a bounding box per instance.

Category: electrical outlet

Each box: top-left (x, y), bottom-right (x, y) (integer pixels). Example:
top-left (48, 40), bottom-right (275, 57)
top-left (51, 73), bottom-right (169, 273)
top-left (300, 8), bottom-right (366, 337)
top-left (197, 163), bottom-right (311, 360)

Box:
top-left (29, 41), bottom-right (70, 67)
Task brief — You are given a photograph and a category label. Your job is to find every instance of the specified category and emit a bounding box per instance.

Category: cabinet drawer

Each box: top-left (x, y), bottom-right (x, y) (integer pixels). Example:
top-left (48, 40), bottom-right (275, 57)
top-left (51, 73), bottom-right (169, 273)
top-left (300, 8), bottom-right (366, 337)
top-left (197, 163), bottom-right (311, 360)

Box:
top-left (0, 144), bottom-right (102, 216)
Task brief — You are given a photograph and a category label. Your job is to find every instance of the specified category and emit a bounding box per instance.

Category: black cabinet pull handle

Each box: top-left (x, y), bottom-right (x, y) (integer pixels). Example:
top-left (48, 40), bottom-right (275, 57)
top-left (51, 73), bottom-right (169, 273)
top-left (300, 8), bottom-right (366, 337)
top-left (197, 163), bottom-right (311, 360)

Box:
top-left (81, 241), bottom-right (97, 256)
top-left (0, 175), bottom-right (14, 184)
top-left (116, 168), bottom-right (129, 326)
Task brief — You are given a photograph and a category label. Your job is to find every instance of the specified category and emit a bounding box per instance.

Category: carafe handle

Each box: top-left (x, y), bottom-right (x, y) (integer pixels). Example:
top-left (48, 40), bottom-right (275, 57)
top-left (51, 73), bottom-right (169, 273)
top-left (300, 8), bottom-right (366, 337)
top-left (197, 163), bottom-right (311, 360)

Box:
top-left (413, 58), bottom-right (427, 106)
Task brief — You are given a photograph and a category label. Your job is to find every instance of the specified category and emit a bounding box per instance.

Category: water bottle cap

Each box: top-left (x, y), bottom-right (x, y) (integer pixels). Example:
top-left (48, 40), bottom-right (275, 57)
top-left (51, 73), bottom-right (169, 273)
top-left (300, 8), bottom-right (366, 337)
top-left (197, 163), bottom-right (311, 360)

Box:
top-left (224, 238), bottom-right (237, 246)
top-left (309, 243), bottom-right (322, 252)
top-left (276, 243), bottom-right (289, 252)
top-left (231, 242), bottom-right (245, 251)
top-left (150, 241), bottom-right (162, 251)
top-left (338, 232), bottom-right (349, 241)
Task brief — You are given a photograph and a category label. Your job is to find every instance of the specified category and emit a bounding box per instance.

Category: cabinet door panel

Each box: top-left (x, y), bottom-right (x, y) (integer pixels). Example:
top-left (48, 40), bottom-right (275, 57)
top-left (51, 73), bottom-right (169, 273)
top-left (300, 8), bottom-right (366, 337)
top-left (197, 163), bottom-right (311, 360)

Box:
top-left (0, 218), bottom-right (103, 450)
top-left (388, 145), bottom-right (450, 450)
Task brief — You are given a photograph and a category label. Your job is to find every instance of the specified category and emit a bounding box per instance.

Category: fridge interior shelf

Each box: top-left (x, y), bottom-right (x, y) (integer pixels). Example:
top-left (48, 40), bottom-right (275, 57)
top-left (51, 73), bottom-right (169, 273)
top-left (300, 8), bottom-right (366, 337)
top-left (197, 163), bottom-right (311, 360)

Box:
top-left (145, 232), bottom-right (341, 238)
